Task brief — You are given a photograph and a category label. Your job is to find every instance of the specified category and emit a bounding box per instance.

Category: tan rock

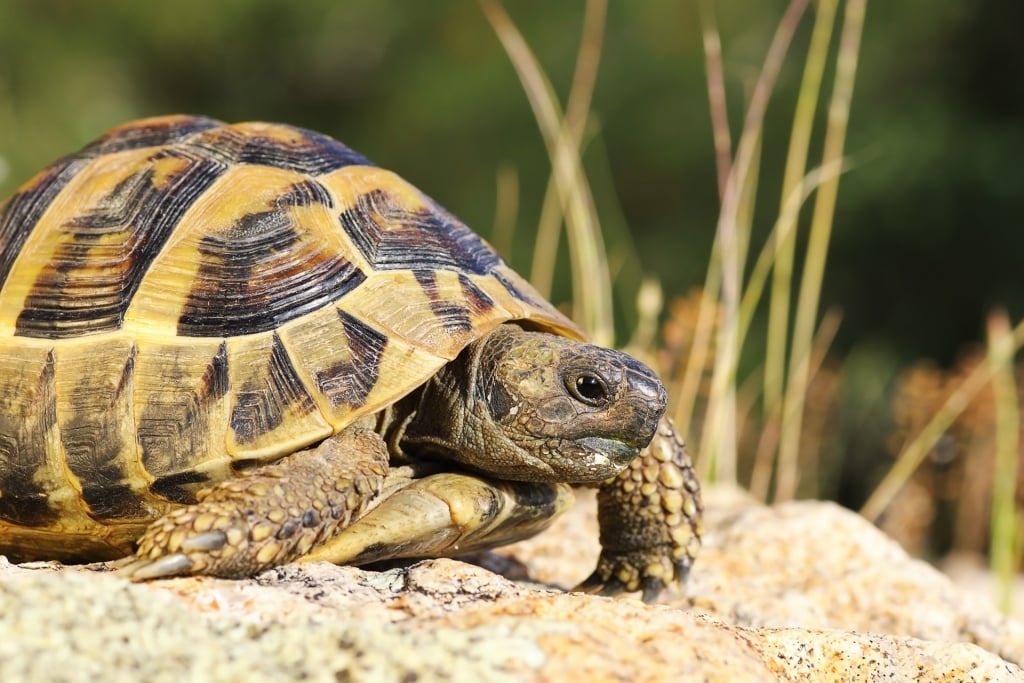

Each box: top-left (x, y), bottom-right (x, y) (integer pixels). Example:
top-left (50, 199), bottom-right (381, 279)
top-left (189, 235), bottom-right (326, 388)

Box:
top-left (1, 486), bottom-right (1021, 682)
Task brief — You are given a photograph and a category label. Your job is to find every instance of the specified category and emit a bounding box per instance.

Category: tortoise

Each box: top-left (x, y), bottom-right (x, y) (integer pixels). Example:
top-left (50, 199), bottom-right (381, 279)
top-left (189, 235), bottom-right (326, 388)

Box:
top-left (0, 115), bottom-right (701, 600)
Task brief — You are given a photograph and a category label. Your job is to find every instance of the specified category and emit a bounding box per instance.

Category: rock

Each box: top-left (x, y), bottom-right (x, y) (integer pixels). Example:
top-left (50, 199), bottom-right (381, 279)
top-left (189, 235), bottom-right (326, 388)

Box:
top-left (687, 490), bottom-right (1024, 663)
top-left (943, 552), bottom-right (1024, 619)
top-left (1, 486), bottom-right (1021, 682)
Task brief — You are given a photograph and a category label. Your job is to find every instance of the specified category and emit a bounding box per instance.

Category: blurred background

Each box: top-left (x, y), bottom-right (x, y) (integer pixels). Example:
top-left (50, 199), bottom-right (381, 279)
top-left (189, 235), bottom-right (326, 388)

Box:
top-left (1, 1), bottom-right (1022, 568)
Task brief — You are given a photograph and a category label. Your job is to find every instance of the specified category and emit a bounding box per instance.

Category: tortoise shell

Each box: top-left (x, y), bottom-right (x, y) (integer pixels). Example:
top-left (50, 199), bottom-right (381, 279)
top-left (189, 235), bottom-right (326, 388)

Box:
top-left (0, 115), bottom-right (582, 557)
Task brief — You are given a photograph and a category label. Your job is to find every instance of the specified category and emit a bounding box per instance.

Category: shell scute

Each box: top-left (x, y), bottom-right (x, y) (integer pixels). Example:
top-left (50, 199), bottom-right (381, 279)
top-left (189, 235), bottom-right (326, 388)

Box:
top-left (0, 342), bottom-right (64, 527)
top-left (120, 163), bottom-right (366, 338)
top-left (7, 148), bottom-right (228, 339)
top-left (80, 115), bottom-right (222, 157)
top-left (321, 310), bottom-right (389, 410)
top-left (186, 120), bottom-right (372, 174)
top-left (134, 338), bottom-right (229, 502)
top-left (0, 157), bottom-right (89, 308)
top-left (333, 172), bottom-right (503, 275)
top-left (51, 338), bottom-right (149, 521)
top-left (224, 332), bottom-right (332, 460)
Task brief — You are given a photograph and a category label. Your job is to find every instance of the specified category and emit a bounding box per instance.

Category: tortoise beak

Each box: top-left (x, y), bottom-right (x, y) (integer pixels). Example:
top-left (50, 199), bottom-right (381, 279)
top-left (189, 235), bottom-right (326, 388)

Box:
top-left (621, 359), bottom-right (668, 450)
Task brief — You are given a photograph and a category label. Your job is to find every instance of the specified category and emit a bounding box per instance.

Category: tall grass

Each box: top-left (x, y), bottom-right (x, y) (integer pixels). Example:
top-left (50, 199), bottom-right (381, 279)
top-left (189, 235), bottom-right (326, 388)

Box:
top-left (679, 0), bottom-right (867, 495)
top-left (482, 0), bottom-right (859, 485)
top-left (693, 0), bottom-right (811, 483)
top-left (766, 0), bottom-right (837, 499)
top-left (483, 0), bottom-right (1019, 611)
top-left (480, 0), bottom-right (614, 347)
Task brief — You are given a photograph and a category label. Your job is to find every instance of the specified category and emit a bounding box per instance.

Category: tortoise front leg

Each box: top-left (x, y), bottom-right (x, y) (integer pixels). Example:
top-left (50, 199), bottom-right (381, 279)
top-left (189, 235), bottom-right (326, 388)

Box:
top-left (117, 426), bottom-right (389, 580)
top-left (576, 416), bottom-right (703, 602)
top-left (300, 473), bottom-right (573, 567)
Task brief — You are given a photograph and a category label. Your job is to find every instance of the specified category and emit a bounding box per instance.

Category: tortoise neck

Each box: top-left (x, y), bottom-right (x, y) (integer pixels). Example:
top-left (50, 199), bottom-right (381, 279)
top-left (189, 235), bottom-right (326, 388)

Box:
top-left (381, 333), bottom-right (485, 463)
top-left (375, 388), bottom-right (420, 460)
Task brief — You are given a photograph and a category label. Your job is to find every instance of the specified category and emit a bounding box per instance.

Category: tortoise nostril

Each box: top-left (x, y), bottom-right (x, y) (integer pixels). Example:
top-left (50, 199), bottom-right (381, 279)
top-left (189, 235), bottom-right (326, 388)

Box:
top-left (628, 367), bottom-right (667, 408)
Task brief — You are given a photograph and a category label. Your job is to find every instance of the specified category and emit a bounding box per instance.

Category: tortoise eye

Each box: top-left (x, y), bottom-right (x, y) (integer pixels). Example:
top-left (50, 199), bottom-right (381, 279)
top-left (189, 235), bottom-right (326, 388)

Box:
top-left (568, 372), bottom-right (610, 406)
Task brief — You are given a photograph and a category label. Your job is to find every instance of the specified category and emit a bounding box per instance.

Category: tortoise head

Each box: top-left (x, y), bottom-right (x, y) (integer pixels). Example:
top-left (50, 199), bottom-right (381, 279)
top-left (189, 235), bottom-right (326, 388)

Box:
top-left (399, 324), bottom-right (667, 483)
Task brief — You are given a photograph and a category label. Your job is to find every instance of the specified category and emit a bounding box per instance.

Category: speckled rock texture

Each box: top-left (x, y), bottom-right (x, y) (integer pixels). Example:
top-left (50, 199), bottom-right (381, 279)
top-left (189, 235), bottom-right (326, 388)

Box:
top-left (1, 487), bottom-right (1021, 682)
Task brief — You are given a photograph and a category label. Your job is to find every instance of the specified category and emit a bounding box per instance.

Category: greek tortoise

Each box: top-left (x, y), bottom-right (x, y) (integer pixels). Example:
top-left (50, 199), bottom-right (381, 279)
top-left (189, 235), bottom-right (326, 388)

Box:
top-left (0, 115), bottom-right (701, 601)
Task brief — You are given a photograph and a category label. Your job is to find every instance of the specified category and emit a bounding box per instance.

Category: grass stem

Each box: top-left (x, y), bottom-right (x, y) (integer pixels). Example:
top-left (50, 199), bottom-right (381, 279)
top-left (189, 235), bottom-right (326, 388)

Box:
top-left (763, 0), bottom-right (838, 439)
top-left (696, 0), bottom-right (810, 478)
top-left (986, 311), bottom-right (1019, 615)
top-left (482, 0), bottom-right (615, 344)
top-left (775, 0), bottom-right (866, 501)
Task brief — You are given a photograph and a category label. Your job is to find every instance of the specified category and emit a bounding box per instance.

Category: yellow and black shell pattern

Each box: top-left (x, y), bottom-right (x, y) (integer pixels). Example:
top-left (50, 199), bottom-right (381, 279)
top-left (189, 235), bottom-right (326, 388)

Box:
top-left (0, 115), bottom-right (582, 558)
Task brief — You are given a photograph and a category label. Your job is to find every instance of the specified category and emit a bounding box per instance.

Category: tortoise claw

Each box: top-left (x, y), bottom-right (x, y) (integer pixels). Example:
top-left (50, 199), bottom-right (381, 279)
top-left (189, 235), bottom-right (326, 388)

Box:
top-left (179, 531), bottom-right (228, 553)
top-left (115, 553), bottom-right (194, 581)
top-left (575, 549), bottom-right (686, 603)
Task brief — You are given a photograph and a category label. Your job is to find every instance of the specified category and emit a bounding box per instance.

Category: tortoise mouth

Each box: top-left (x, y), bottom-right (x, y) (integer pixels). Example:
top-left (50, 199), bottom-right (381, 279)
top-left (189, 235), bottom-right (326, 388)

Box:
top-left (575, 437), bottom-right (641, 470)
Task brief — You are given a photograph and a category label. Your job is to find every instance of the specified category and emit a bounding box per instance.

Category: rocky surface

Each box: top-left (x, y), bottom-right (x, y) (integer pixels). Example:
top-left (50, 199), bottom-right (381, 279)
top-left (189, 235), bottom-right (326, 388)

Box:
top-left (1, 486), bottom-right (1022, 682)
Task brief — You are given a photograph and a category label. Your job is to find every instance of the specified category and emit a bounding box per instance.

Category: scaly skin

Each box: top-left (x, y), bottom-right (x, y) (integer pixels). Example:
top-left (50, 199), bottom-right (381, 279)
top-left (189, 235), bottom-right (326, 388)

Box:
top-left (577, 417), bottom-right (703, 602)
top-left (119, 428), bottom-right (390, 580)
top-left (300, 473), bottom-right (573, 567)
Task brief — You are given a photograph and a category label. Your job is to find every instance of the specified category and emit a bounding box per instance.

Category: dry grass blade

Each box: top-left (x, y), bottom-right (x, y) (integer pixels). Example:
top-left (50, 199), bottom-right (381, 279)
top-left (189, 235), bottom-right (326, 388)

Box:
top-left (775, 0), bottom-right (866, 501)
top-left (737, 159), bottom-right (846, 345)
top-left (750, 308), bottom-right (842, 499)
top-left (481, 0), bottom-right (614, 345)
top-left (490, 163), bottom-right (519, 258)
top-left (697, 133), bottom-right (761, 480)
top-left (675, 1), bottom-right (734, 446)
top-left (529, 0), bottom-right (606, 301)
top-left (696, 0), bottom-right (810, 478)
top-left (698, 0), bottom-right (732, 200)
top-left (764, 0), bottom-right (838, 425)
top-left (530, 169), bottom-right (566, 300)
top-left (626, 278), bottom-right (664, 359)
top-left (714, 0), bottom-right (808, 313)
top-left (673, 258), bottom-right (721, 457)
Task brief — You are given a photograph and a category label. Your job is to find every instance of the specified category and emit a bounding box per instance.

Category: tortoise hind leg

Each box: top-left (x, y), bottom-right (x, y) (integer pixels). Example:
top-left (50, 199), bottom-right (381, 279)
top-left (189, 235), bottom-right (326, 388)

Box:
top-left (117, 426), bottom-right (389, 580)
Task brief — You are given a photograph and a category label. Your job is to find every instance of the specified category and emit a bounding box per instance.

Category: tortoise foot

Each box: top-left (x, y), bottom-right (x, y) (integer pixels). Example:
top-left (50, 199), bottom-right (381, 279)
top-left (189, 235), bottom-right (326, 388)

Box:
top-left (118, 427), bottom-right (389, 580)
top-left (580, 417), bottom-right (703, 603)
top-left (576, 549), bottom-right (694, 603)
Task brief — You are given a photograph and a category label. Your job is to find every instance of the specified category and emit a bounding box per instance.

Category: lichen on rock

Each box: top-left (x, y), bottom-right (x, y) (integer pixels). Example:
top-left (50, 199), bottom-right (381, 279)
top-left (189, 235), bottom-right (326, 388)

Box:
top-left (1, 486), bottom-right (1021, 682)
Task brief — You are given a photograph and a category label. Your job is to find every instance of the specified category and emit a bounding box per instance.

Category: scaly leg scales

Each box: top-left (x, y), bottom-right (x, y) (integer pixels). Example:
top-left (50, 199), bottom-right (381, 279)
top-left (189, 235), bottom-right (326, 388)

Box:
top-left (117, 427), bottom-right (389, 580)
top-left (577, 416), bottom-right (703, 602)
